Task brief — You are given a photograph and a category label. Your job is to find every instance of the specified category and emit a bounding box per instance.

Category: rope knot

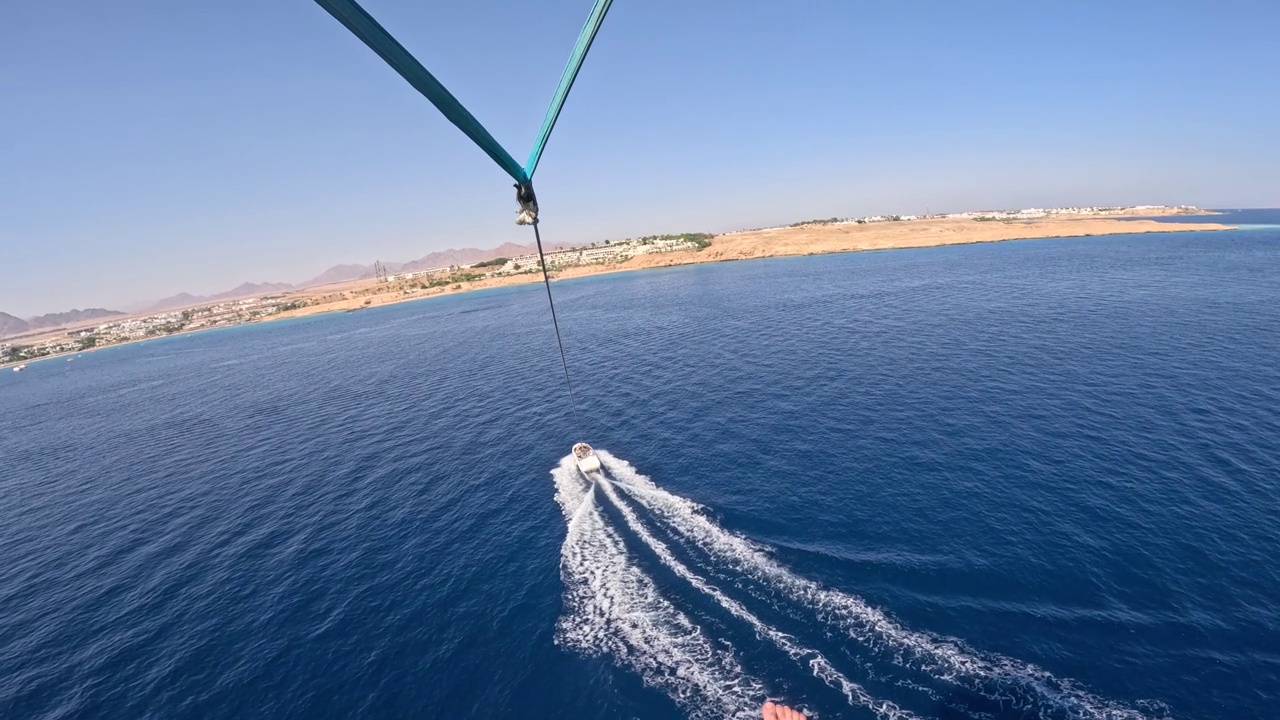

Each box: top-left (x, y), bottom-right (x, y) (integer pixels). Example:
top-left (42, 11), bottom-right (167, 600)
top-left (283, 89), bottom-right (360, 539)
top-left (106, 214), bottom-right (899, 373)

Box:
top-left (515, 182), bottom-right (539, 225)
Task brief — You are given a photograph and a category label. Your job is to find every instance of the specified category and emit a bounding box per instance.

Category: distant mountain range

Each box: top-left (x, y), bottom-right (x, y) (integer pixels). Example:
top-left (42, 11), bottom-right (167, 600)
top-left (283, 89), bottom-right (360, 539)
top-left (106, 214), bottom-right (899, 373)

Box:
top-left (3, 241), bottom-right (564, 337)
top-left (279, 242), bottom-right (542, 288)
top-left (0, 308), bottom-right (125, 339)
top-left (140, 282), bottom-right (296, 313)
top-left (394, 242), bottom-right (536, 274)
top-left (134, 242), bottom-right (552, 312)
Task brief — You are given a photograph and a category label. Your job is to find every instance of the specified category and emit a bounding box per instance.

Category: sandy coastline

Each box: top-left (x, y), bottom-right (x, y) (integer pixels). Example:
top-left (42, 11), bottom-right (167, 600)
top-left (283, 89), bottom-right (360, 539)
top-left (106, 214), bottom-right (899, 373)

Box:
top-left (2, 213), bottom-right (1233, 365)
top-left (271, 214), bottom-right (1232, 321)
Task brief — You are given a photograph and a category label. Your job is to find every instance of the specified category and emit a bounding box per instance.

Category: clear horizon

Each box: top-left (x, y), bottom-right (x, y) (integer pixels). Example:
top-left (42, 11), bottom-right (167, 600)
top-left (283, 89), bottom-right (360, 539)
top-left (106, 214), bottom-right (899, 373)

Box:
top-left (3, 0), bottom-right (1278, 317)
top-left (3, 204), bottom-right (1262, 320)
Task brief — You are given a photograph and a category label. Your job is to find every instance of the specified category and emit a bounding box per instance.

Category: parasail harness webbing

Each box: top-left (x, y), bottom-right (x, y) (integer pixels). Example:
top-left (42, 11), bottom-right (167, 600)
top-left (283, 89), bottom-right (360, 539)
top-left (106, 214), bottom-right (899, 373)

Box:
top-left (312, 0), bottom-right (528, 184)
top-left (525, 0), bottom-right (615, 181)
top-left (312, 0), bottom-right (614, 188)
top-left (313, 0), bottom-right (614, 423)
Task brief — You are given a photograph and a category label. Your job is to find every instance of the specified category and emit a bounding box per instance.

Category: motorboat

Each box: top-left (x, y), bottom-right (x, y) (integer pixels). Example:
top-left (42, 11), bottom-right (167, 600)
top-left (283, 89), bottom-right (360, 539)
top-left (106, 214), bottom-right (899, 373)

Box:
top-left (572, 442), bottom-right (601, 476)
top-left (13, 364), bottom-right (27, 372)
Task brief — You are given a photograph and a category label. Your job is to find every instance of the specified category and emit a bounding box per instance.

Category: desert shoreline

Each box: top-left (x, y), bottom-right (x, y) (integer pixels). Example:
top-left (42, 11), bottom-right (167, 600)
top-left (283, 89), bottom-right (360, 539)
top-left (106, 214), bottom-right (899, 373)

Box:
top-left (1, 213), bottom-right (1234, 368)
top-left (268, 214), bottom-right (1233, 322)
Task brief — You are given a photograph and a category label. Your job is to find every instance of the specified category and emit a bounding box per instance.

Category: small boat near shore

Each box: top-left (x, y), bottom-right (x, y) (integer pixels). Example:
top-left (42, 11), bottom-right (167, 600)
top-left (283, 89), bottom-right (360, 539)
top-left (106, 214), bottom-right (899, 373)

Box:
top-left (13, 364), bottom-right (27, 372)
top-left (572, 442), bottom-right (601, 476)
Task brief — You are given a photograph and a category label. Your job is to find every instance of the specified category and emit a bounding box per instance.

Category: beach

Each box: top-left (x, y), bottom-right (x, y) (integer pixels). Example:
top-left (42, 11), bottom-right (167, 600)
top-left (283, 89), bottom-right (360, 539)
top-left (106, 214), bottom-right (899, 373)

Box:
top-left (273, 212), bottom-right (1231, 320)
top-left (0, 210), bottom-right (1232, 361)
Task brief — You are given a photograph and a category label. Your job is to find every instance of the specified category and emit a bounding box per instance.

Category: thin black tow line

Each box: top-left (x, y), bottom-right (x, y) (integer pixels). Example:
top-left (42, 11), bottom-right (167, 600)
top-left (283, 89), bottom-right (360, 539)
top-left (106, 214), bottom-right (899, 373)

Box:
top-left (532, 221), bottom-right (582, 433)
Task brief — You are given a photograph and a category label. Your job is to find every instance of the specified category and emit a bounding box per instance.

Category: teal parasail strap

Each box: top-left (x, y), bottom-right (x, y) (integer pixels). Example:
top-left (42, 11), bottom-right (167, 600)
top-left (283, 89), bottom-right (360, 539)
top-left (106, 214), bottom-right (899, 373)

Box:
top-left (524, 0), bottom-right (614, 180)
top-left (313, 0), bottom-right (528, 184)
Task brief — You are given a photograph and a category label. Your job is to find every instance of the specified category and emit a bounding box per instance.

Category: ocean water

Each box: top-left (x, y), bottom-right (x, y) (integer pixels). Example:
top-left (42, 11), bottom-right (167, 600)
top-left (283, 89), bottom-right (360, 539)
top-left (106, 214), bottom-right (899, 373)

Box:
top-left (1138, 207), bottom-right (1280, 227)
top-left (3, 228), bottom-right (1279, 719)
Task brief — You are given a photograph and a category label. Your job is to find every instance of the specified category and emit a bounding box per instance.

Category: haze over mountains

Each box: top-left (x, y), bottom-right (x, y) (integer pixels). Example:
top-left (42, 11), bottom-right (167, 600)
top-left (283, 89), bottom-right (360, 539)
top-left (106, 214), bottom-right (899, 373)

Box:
top-left (0, 308), bottom-right (125, 339)
top-left (132, 283), bottom-right (298, 314)
top-left (3, 242), bottom-right (546, 337)
top-left (137, 242), bottom-right (538, 312)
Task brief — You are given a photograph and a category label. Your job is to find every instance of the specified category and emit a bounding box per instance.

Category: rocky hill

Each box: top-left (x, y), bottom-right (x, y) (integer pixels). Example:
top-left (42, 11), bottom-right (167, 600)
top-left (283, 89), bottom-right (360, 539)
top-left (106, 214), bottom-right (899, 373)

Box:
top-left (0, 308), bottom-right (124, 339)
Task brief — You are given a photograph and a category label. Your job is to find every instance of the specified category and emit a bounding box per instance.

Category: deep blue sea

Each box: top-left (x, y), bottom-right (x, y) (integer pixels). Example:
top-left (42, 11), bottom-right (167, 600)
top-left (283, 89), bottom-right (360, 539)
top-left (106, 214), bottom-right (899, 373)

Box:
top-left (3, 227), bottom-right (1279, 719)
top-left (1136, 208), bottom-right (1280, 227)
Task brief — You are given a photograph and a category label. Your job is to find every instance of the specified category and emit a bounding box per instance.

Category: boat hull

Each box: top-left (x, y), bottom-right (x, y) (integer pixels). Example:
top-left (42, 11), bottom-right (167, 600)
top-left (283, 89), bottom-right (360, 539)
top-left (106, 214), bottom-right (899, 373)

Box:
top-left (572, 442), bottom-right (602, 476)
top-left (576, 454), bottom-right (601, 475)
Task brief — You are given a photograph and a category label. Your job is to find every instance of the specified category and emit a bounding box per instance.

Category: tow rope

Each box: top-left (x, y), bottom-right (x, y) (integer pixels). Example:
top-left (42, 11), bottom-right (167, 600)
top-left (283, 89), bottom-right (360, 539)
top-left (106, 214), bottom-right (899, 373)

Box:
top-left (532, 221), bottom-right (580, 430)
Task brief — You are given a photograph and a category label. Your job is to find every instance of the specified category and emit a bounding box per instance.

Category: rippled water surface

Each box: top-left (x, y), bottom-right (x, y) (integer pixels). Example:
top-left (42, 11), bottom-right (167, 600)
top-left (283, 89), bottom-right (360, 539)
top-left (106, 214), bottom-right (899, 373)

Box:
top-left (3, 229), bottom-right (1279, 719)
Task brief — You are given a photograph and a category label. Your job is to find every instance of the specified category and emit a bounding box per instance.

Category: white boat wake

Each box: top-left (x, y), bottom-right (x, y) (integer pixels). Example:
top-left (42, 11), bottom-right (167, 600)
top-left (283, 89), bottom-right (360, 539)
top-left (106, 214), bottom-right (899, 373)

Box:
top-left (552, 450), bottom-right (1168, 720)
top-left (555, 455), bottom-right (764, 720)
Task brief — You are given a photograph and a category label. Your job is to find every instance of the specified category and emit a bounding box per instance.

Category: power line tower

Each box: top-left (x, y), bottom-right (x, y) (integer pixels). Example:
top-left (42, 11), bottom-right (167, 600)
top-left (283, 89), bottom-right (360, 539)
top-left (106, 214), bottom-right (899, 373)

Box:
top-left (373, 261), bottom-right (388, 283)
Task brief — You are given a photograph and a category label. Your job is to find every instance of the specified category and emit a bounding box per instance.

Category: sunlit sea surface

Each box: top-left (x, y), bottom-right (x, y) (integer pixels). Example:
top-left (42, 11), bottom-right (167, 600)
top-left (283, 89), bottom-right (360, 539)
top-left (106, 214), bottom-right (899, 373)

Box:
top-left (3, 226), bottom-right (1279, 719)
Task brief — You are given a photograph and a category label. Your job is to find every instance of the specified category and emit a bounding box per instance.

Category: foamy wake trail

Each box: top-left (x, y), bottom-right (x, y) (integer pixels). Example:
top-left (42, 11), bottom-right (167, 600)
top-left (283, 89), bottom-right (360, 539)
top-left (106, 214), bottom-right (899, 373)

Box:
top-left (552, 457), bottom-right (763, 720)
top-left (594, 450), bottom-right (1163, 720)
top-left (595, 477), bottom-right (917, 720)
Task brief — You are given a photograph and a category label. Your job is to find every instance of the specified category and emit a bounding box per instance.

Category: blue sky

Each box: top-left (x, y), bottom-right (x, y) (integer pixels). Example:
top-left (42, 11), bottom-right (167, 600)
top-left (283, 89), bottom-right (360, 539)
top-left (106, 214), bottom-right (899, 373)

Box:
top-left (2, 0), bottom-right (1277, 316)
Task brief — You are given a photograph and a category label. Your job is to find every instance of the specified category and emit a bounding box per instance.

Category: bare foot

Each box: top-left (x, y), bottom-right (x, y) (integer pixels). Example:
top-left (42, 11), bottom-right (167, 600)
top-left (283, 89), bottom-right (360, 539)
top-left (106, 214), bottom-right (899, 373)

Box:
top-left (762, 700), bottom-right (808, 720)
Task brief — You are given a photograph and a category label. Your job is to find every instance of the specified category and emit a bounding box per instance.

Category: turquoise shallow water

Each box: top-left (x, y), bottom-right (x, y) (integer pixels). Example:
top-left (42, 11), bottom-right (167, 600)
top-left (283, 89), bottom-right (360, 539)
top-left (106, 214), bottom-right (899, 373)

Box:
top-left (2, 228), bottom-right (1279, 718)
